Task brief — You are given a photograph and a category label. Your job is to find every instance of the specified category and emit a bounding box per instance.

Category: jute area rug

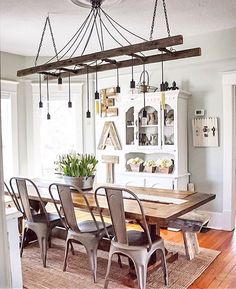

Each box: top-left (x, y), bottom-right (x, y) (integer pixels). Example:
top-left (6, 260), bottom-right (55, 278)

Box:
top-left (23, 239), bottom-right (220, 289)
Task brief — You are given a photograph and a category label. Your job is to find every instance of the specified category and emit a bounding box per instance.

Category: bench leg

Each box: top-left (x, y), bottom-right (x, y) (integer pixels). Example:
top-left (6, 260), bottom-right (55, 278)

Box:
top-left (191, 232), bottom-right (200, 254)
top-left (182, 232), bottom-right (200, 260)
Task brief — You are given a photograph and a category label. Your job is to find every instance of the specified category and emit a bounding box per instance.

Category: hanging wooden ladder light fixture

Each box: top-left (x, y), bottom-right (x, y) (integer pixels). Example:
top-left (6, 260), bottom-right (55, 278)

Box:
top-left (17, 0), bottom-right (201, 81)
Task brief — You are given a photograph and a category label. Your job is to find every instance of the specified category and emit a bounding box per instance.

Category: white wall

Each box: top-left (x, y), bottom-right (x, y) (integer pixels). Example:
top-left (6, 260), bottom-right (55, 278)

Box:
top-left (1, 27), bottom-right (236, 220)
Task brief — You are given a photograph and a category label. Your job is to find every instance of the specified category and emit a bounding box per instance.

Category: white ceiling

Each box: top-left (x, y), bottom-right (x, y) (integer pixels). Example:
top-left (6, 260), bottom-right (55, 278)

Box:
top-left (0, 0), bottom-right (236, 57)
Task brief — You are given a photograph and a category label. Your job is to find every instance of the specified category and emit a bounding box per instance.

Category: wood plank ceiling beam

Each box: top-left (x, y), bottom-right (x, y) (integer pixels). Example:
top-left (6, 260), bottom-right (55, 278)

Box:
top-left (17, 35), bottom-right (183, 77)
top-left (45, 47), bottom-right (201, 80)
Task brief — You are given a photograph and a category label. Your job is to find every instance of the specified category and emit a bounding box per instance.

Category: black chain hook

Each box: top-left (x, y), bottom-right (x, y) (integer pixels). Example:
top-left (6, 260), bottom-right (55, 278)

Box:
top-left (35, 15), bottom-right (59, 66)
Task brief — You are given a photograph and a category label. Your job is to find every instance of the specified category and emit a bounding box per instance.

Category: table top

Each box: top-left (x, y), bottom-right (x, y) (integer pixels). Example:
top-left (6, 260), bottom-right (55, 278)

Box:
top-left (26, 179), bottom-right (215, 225)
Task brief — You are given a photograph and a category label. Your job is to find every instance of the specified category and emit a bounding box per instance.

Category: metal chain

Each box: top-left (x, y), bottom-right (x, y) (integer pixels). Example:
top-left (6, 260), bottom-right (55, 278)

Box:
top-left (162, 0), bottom-right (170, 37)
top-left (149, 0), bottom-right (158, 41)
top-left (35, 16), bottom-right (59, 66)
top-left (47, 16), bottom-right (59, 61)
top-left (35, 17), bottom-right (48, 66)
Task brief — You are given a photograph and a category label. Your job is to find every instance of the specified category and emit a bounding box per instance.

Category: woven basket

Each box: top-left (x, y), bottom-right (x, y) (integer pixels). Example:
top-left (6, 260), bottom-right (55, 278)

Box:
top-left (157, 165), bottom-right (173, 174)
top-left (129, 163), bottom-right (144, 172)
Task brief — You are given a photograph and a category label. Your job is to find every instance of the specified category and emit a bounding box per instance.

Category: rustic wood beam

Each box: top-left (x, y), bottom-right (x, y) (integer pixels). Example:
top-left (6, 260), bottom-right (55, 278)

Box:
top-left (17, 35), bottom-right (183, 77)
top-left (46, 47), bottom-right (201, 80)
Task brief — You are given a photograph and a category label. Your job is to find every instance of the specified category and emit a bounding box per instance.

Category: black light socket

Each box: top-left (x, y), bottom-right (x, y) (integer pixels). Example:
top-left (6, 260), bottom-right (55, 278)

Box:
top-left (130, 79), bottom-right (135, 89)
top-left (86, 110), bottom-right (91, 118)
top-left (116, 86), bottom-right (121, 93)
top-left (47, 113), bottom-right (51, 120)
top-left (160, 82), bottom-right (165, 91)
top-left (39, 101), bottom-right (43, 108)
top-left (143, 109), bottom-right (147, 118)
top-left (95, 91), bottom-right (100, 100)
top-left (68, 101), bottom-right (72, 108)
top-left (58, 76), bottom-right (63, 85)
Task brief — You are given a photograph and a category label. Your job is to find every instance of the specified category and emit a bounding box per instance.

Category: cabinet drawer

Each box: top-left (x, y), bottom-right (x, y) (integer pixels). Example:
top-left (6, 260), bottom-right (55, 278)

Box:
top-left (145, 178), bottom-right (174, 190)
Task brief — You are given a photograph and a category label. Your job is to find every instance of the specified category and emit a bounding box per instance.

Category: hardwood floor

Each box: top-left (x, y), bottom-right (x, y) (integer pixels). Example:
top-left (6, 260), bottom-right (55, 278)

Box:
top-left (161, 228), bottom-right (236, 289)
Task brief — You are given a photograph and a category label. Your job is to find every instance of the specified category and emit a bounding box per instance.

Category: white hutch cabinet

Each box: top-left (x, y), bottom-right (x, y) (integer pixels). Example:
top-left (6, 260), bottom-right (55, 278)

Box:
top-left (95, 89), bottom-right (190, 190)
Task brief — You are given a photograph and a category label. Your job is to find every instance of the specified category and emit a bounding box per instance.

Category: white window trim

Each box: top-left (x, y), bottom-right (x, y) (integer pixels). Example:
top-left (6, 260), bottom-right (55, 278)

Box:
top-left (222, 71), bottom-right (236, 230)
top-left (0, 80), bottom-right (19, 177)
top-left (30, 82), bottom-right (84, 177)
top-left (0, 79), bottom-right (18, 288)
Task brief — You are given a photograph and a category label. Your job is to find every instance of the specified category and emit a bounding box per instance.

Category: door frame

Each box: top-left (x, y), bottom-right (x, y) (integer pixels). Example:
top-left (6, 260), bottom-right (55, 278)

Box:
top-left (222, 71), bottom-right (236, 230)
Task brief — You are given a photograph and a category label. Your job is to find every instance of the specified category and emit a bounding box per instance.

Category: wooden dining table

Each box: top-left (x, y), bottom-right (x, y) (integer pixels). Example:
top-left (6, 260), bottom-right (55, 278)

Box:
top-left (28, 180), bottom-right (215, 225)
top-left (23, 179), bottom-right (216, 287)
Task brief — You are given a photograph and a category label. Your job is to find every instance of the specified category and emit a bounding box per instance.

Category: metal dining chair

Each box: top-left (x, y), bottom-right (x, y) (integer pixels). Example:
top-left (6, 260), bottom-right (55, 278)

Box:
top-left (94, 185), bottom-right (168, 289)
top-left (9, 177), bottom-right (63, 267)
top-left (48, 183), bottom-right (113, 282)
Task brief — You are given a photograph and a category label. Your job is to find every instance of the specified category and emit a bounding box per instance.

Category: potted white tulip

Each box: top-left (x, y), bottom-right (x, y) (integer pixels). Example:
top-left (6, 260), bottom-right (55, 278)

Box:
top-left (55, 152), bottom-right (98, 190)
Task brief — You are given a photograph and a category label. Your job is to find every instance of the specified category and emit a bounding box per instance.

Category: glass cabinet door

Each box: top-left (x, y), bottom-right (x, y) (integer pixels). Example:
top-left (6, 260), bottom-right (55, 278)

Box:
top-left (126, 106), bottom-right (135, 145)
top-left (162, 102), bottom-right (175, 148)
top-left (138, 106), bottom-right (159, 147)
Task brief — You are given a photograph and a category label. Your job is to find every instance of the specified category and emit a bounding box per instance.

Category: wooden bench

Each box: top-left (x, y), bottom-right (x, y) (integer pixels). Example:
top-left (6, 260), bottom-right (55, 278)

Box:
top-left (168, 211), bottom-right (211, 260)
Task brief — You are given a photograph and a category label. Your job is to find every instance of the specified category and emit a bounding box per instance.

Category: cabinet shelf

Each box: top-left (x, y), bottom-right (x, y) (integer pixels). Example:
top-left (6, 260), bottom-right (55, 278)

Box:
top-left (140, 124), bottom-right (158, 128)
top-left (123, 171), bottom-right (176, 178)
top-left (127, 125), bottom-right (135, 128)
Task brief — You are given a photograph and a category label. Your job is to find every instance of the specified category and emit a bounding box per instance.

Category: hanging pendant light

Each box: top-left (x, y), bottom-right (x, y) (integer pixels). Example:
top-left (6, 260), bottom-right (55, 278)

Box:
top-left (130, 56), bottom-right (135, 91)
top-left (46, 76), bottom-right (51, 120)
top-left (39, 74), bottom-right (43, 108)
top-left (116, 66), bottom-right (121, 93)
top-left (95, 61), bottom-right (100, 100)
top-left (86, 67), bottom-right (91, 118)
top-left (142, 64), bottom-right (147, 118)
top-left (68, 72), bottom-right (72, 108)
top-left (58, 75), bottom-right (63, 91)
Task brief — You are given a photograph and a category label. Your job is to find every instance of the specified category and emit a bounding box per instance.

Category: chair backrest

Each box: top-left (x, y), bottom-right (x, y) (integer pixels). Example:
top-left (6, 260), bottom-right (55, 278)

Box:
top-left (9, 177), bottom-right (48, 223)
top-left (49, 183), bottom-right (100, 233)
top-left (94, 186), bottom-right (152, 248)
top-left (4, 181), bottom-right (23, 214)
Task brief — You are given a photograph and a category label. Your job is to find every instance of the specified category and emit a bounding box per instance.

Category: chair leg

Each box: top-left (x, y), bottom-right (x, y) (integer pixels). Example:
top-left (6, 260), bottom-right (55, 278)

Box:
top-left (104, 251), bottom-right (113, 289)
top-left (117, 254), bottom-right (123, 268)
top-left (20, 227), bottom-right (27, 257)
top-left (159, 248), bottom-right (168, 286)
top-left (133, 261), bottom-right (147, 289)
top-left (63, 239), bottom-right (70, 272)
top-left (38, 235), bottom-right (48, 268)
top-left (48, 234), bottom-right (52, 248)
top-left (86, 247), bottom-right (98, 283)
top-left (70, 240), bottom-right (75, 255)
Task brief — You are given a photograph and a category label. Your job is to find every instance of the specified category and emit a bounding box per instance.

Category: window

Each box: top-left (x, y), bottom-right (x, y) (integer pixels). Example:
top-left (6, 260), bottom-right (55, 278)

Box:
top-left (0, 81), bottom-right (19, 180)
top-left (31, 83), bottom-right (83, 177)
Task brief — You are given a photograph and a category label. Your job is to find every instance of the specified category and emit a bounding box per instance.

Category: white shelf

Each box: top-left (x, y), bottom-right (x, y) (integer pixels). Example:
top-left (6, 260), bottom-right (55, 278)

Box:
top-left (124, 146), bottom-right (176, 153)
top-left (123, 171), bottom-right (176, 178)
top-left (127, 125), bottom-right (135, 128)
top-left (140, 124), bottom-right (158, 128)
top-left (123, 171), bottom-right (190, 179)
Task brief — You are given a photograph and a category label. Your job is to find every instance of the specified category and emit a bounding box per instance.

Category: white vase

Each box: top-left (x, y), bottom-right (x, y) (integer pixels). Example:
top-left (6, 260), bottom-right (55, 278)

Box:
top-left (63, 175), bottom-right (95, 191)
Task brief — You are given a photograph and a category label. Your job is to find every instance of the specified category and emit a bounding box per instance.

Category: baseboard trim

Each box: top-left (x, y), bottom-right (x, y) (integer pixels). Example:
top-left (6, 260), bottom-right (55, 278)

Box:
top-left (196, 210), bottom-right (235, 231)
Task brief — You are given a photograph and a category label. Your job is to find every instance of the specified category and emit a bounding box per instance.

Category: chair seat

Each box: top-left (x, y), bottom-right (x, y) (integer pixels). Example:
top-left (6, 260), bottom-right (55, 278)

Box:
top-left (127, 230), bottom-right (162, 246)
top-left (78, 220), bottom-right (112, 233)
top-left (111, 230), bottom-right (163, 250)
top-left (32, 213), bottom-right (62, 225)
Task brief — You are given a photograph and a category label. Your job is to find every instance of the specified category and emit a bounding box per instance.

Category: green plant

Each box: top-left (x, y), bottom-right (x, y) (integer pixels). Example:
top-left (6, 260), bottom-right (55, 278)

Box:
top-left (55, 152), bottom-right (98, 177)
